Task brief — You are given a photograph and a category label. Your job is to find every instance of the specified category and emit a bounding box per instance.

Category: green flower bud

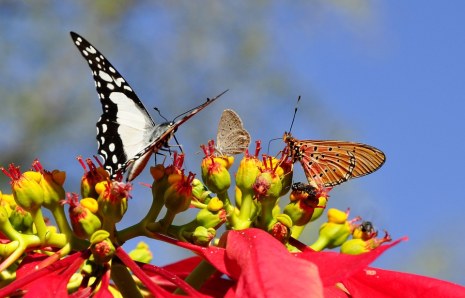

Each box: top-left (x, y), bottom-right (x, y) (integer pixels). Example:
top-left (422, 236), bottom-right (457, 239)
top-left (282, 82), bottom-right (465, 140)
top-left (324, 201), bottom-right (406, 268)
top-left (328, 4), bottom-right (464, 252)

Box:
top-left (39, 169), bottom-right (66, 209)
top-left (90, 233), bottom-right (115, 264)
top-left (284, 183), bottom-right (328, 226)
top-left (309, 209), bottom-right (354, 251)
top-left (9, 206), bottom-right (33, 233)
top-left (253, 171), bottom-right (282, 201)
top-left (191, 178), bottom-right (212, 203)
top-left (235, 155), bottom-right (262, 192)
top-left (267, 215), bottom-right (292, 244)
top-left (196, 205), bottom-right (226, 229)
top-left (192, 226), bottom-right (216, 246)
top-left (67, 194), bottom-right (102, 239)
top-left (128, 242), bottom-right (153, 263)
top-left (78, 157), bottom-right (110, 199)
top-left (0, 193), bottom-right (16, 216)
top-left (340, 239), bottom-right (369, 255)
top-left (201, 157), bottom-right (231, 194)
top-left (341, 231), bottom-right (392, 255)
top-left (164, 172), bottom-right (194, 214)
top-left (2, 164), bottom-right (44, 212)
top-left (96, 181), bottom-right (130, 223)
top-left (90, 229), bottom-right (110, 244)
top-left (276, 213), bottom-right (293, 229)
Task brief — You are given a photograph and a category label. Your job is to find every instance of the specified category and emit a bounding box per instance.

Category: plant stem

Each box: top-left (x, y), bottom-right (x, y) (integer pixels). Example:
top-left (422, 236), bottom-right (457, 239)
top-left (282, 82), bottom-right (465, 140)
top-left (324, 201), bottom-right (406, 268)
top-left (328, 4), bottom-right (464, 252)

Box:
top-left (176, 259), bottom-right (218, 293)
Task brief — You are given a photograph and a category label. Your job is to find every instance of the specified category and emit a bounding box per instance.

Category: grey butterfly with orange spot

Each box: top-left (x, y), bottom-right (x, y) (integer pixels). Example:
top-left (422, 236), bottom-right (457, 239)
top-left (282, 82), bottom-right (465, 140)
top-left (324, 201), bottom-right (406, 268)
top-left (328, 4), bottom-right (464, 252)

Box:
top-left (215, 109), bottom-right (251, 156)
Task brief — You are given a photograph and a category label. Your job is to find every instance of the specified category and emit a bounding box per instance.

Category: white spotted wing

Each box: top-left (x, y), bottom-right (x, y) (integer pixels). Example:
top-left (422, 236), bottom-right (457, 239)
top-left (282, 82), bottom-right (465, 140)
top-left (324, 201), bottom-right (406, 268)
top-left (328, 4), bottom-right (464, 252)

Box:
top-left (215, 109), bottom-right (250, 155)
top-left (71, 32), bottom-right (224, 181)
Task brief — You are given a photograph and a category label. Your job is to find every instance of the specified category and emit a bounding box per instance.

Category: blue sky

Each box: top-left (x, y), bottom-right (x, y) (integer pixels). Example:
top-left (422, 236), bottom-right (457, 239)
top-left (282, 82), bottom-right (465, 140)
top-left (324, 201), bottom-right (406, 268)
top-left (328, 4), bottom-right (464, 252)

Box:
top-left (286, 2), bottom-right (465, 284)
top-left (1, 2), bottom-right (464, 286)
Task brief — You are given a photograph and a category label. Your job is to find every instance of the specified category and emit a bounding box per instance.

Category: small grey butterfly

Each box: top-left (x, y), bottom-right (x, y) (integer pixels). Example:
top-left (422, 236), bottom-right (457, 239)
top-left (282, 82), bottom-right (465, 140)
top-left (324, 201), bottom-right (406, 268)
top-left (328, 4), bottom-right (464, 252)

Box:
top-left (215, 109), bottom-right (251, 156)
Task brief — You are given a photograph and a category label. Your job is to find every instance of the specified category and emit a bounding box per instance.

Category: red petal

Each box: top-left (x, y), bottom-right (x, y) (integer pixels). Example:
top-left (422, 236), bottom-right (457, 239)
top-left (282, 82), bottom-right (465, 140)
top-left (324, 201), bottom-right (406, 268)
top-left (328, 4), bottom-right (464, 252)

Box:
top-left (115, 247), bottom-right (209, 298)
top-left (222, 229), bottom-right (323, 297)
top-left (343, 267), bottom-right (465, 297)
top-left (93, 268), bottom-right (113, 298)
top-left (0, 250), bottom-right (89, 298)
top-left (161, 256), bottom-right (204, 277)
top-left (159, 257), bottom-right (234, 297)
top-left (296, 238), bottom-right (406, 286)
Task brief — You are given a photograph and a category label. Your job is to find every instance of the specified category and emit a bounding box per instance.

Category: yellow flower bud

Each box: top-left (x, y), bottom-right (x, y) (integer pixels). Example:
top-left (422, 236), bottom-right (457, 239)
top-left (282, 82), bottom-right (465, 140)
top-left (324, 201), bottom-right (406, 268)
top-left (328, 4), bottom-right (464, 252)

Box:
top-left (31, 160), bottom-right (67, 209)
top-left (81, 197), bottom-right (99, 214)
top-left (327, 208), bottom-right (348, 224)
top-left (97, 181), bottom-right (130, 223)
top-left (201, 157), bottom-right (231, 194)
top-left (78, 156), bottom-right (109, 199)
top-left (2, 164), bottom-right (44, 212)
top-left (150, 164), bottom-right (165, 181)
top-left (207, 197), bottom-right (224, 212)
top-left (235, 155), bottom-right (262, 191)
top-left (128, 242), bottom-right (153, 263)
top-left (67, 193), bottom-right (102, 239)
top-left (164, 172), bottom-right (194, 214)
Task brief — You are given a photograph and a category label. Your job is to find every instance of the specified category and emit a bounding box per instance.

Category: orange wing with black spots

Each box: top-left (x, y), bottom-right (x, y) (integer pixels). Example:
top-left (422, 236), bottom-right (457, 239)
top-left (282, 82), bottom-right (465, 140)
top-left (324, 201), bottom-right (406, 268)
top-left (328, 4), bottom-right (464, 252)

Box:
top-left (284, 133), bottom-right (385, 187)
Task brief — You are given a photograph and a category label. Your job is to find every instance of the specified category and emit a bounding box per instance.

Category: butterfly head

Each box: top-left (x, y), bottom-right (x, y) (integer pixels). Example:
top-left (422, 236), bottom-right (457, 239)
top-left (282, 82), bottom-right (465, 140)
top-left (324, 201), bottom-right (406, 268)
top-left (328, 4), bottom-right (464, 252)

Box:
top-left (283, 132), bottom-right (293, 142)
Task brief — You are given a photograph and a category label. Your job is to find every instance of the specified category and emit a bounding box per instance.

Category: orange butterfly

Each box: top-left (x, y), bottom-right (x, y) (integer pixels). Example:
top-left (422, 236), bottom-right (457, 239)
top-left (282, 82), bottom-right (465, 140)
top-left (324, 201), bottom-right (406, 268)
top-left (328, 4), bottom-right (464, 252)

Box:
top-left (283, 132), bottom-right (386, 188)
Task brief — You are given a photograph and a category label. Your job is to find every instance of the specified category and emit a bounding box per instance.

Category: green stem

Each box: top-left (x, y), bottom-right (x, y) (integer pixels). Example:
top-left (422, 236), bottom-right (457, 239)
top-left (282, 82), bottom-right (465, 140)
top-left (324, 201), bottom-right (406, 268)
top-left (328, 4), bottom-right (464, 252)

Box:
top-left (159, 210), bottom-right (176, 234)
top-left (50, 205), bottom-right (73, 238)
top-left (166, 220), bottom-right (197, 241)
top-left (48, 205), bottom-right (88, 250)
top-left (142, 191), bottom-right (165, 223)
top-left (290, 224), bottom-right (306, 239)
top-left (309, 236), bottom-right (329, 251)
top-left (190, 200), bottom-right (207, 209)
top-left (111, 259), bottom-right (143, 298)
top-left (30, 208), bottom-right (48, 242)
top-left (217, 190), bottom-right (235, 215)
top-left (175, 259), bottom-right (218, 294)
top-left (255, 198), bottom-right (277, 229)
top-left (0, 233), bottom-right (39, 272)
top-left (232, 190), bottom-right (256, 230)
top-left (117, 222), bottom-right (147, 243)
top-left (117, 189), bottom-right (165, 243)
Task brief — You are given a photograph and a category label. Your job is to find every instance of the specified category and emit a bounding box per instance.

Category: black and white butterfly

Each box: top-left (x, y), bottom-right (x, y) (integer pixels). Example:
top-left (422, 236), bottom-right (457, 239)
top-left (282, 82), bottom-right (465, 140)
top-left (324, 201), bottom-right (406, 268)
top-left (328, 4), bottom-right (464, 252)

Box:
top-left (70, 32), bottom-right (225, 181)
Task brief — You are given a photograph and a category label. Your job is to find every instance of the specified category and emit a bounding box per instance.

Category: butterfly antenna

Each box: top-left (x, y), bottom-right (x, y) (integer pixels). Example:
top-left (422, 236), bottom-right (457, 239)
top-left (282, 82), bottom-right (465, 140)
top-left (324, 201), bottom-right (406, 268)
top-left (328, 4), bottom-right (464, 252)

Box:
top-left (288, 95), bottom-right (301, 133)
top-left (267, 137), bottom-right (281, 154)
top-left (153, 107), bottom-right (169, 122)
top-left (173, 89), bottom-right (229, 122)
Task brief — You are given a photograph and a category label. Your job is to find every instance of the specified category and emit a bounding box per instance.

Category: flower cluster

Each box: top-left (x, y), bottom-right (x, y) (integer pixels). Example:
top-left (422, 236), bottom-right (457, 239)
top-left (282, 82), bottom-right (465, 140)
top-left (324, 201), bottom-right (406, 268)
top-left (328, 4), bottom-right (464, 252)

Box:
top-left (0, 135), bottom-right (463, 297)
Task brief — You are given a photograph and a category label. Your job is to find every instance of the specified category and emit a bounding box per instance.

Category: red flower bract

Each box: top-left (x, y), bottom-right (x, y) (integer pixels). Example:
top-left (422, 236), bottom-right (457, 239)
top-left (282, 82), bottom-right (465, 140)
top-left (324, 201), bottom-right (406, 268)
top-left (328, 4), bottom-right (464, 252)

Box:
top-left (164, 229), bottom-right (465, 298)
